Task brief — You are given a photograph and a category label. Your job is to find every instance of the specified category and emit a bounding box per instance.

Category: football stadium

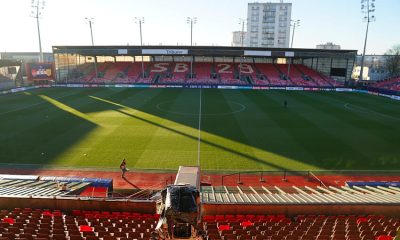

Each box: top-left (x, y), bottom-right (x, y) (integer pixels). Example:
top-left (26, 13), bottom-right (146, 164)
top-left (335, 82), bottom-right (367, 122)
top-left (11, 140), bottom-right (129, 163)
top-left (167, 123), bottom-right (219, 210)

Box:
top-left (0, 0), bottom-right (400, 240)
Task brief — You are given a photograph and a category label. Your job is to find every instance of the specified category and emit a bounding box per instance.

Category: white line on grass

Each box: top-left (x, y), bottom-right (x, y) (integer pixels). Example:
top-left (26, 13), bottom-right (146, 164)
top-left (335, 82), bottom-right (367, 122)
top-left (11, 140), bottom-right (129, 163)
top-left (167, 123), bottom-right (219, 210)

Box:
top-left (197, 89), bottom-right (202, 166)
top-left (156, 100), bottom-right (246, 116)
top-left (344, 103), bottom-right (400, 121)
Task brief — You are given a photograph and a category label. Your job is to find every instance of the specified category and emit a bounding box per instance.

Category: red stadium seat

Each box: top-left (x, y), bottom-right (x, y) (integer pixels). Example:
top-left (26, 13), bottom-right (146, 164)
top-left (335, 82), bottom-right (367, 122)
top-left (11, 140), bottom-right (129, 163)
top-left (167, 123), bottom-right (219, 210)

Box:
top-left (79, 225), bottom-right (93, 232)
top-left (240, 221), bottom-right (253, 227)
top-left (218, 225), bottom-right (230, 231)
top-left (2, 218), bottom-right (14, 224)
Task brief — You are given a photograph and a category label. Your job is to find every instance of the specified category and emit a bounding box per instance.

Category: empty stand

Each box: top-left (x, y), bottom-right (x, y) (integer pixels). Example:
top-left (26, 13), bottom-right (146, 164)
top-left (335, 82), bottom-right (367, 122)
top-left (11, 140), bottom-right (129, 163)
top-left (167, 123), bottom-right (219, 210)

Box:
top-left (255, 63), bottom-right (288, 86)
top-left (170, 62), bottom-right (189, 83)
top-left (295, 64), bottom-right (332, 87)
top-left (102, 62), bottom-right (130, 82)
top-left (235, 63), bottom-right (258, 85)
top-left (189, 62), bottom-right (219, 84)
top-left (126, 62), bottom-right (143, 83)
top-left (214, 63), bottom-right (236, 85)
top-left (277, 64), bottom-right (314, 86)
top-left (0, 208), bottom-right (159, 240)
top-left (373, 76), bottom-right (400, 91)
top-left (69, 62), bottom-right (345, 87)
top-left (134, 62), bottom-right (152, 83)
top-left (202, 214), bottom-right (399, 240)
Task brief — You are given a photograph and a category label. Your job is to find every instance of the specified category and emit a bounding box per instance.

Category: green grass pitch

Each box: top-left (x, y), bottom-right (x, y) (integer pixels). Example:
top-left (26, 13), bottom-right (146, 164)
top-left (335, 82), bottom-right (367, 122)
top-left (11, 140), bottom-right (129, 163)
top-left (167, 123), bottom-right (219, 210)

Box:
top-left (0, 87), bottom-right (399, 171)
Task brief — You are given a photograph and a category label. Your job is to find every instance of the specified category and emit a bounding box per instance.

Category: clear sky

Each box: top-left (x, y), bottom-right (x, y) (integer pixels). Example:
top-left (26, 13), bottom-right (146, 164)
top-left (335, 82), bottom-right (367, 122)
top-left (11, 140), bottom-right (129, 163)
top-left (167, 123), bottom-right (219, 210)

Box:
top-left (0, 0), bottom-right (399, 54)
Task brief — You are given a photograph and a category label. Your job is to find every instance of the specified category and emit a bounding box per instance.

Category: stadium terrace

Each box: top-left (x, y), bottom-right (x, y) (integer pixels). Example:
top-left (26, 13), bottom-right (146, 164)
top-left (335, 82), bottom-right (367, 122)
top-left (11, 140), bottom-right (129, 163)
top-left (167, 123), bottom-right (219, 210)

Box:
top-left (52, 45), bottom-right (356, 88)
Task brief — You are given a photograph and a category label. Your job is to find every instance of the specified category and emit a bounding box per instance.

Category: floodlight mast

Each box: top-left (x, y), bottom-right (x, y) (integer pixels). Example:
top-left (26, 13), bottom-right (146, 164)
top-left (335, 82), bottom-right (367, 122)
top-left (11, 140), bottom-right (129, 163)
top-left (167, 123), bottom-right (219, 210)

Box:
top-left (187, 17), bottom-right (197, 47)
top-left (359, 0), bottom-right (376, 81)
top-left (31, 0), bottom-right (45, 62)
top-left (85, 17), bottom-right (98, 79)
top-left (86, 18), bottom-right (95, 46)
top-left (187, 17), bottom-right (197, 80)
top-left (135, 17), bottom-right (145, 79)
top-left (239, 18), bottom-right (246, 79)
top-left (287, 19), bottom-right (300, 79)
top-left (290, 19), bottom-right (300, 48)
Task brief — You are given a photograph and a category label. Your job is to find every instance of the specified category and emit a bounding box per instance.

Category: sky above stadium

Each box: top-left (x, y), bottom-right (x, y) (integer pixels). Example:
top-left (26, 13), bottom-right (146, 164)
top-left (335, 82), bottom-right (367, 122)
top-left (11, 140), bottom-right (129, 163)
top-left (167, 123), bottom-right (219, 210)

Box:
top-left (0, 0), bottom-right (399, 54)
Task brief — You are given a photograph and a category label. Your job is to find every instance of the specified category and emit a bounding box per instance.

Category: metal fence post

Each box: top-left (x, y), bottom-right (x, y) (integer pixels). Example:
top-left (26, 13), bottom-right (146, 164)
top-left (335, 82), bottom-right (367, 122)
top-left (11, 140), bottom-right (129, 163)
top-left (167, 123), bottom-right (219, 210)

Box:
top-left (259, 171), bottom-right (265, 182)
top-left (237, 173), bottom-right (242, 184)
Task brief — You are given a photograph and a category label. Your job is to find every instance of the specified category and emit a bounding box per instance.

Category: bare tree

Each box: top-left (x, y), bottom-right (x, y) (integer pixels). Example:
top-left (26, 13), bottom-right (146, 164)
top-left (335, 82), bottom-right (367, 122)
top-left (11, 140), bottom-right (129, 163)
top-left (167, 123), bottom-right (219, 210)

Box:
top-left (384, 44), bottom-right (400, 77)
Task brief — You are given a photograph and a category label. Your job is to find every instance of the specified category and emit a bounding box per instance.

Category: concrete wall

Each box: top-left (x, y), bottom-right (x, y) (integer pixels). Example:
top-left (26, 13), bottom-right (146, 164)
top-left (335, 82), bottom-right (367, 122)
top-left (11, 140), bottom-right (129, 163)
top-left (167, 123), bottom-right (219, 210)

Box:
top-left (202, 204), bottom-right (400, 217)
top-left (0, 196), bottom-right (156, 213)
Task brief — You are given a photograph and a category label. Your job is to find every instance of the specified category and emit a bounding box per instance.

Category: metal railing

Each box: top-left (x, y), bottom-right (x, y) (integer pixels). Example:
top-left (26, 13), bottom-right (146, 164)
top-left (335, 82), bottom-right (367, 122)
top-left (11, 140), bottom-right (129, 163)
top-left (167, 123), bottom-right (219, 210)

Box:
top-left (308, 171), bottom-right (327, 188)
top-left (127, 176), bottom-right (174, 199)
top-left (220, 170), bottom-right (400, 186)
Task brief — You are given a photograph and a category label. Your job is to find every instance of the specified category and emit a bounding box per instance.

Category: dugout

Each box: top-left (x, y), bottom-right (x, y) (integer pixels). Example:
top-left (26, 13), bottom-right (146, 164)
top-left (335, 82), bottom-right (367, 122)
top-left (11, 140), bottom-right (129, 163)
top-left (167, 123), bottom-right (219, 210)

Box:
top-left (52, 45), bottom-right (357, 84)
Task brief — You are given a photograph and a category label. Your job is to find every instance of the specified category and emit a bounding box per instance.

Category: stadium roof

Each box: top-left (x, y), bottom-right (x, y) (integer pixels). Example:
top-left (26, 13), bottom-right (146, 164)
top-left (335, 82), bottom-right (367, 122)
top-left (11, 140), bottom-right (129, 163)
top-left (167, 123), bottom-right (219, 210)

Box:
top-left (52, 45), bottom-right (357, 59)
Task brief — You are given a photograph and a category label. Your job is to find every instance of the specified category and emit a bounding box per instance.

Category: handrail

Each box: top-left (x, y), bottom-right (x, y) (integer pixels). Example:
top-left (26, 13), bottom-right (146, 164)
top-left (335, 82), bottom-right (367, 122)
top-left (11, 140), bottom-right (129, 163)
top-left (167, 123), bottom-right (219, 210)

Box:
top-left (127, 176), bottom-right (173, 199)
top-left (221, 172), bottom-right (243, 185)
top-left (308, 171), bottom-right (328, 188)
top-left (219, 170), bottom-right (400, 186)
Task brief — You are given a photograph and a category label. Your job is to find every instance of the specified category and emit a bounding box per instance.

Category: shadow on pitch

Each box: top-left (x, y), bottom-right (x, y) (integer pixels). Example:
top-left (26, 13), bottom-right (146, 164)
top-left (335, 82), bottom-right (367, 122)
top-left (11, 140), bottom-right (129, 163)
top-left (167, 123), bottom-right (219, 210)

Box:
top-left (50, 88), bottom-right (400, 170)
top-left (113, 108), bottom-right (290, 171)
top-left (122, 175), bottom-right (140, 189)
top-left (0, 88), bottom-right (98, 166)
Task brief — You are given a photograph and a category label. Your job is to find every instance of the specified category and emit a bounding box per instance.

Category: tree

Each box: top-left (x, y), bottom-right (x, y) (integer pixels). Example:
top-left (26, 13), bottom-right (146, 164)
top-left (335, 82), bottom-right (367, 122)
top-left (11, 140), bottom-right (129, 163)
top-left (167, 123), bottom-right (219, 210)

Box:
top-left (384, 44), bottom-right (400, 77)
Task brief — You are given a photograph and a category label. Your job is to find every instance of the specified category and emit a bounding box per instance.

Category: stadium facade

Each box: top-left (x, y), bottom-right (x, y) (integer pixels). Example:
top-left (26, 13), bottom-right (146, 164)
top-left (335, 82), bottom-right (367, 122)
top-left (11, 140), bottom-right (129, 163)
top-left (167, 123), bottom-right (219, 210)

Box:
top-left (52, 45), bottom-right (356, 85)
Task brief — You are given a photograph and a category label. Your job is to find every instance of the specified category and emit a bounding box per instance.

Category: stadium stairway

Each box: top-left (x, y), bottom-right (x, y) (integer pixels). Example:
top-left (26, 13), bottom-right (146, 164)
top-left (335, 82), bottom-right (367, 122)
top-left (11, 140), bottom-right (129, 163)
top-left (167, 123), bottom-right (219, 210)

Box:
top-left (102, 62), bottom-right (130, 82)
top-left (292, 65), bottom-right (319, 87)
top-left (295, 64), bottom-right (331, 87)
top-left (126, 63), bottom-right (143, 83)
top-left (235, 63), bottom-right (257, 85)
top-left (171, 62), bottom-right (189, 83)
top-left (255, 63), bottom-right (288, 86)
top-left (317, 72), bottom-right (340, 87)
top-left (251, 64), bottom-right (270, 85)
top-left (136, 63), bottom-right (153, 84)
top-left (187, 62), bottom-right (218, 84)
top-left (274, 64), bottom-right (297, 86)
top-left (276, 64), bottom-right (311, 86)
